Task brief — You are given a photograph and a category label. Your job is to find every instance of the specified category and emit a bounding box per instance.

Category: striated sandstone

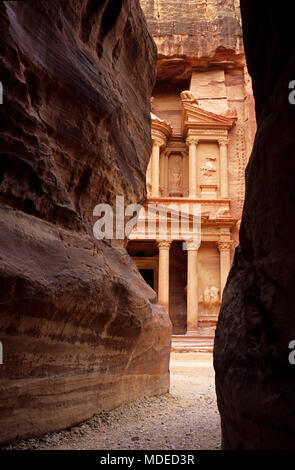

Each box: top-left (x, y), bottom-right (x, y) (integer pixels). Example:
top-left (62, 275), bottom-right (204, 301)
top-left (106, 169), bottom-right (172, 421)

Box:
top-left (140, 0), bottom-right (244, 82)
top-left (214, 0), bottom-right (295, 449)
top-left (0, 0), bottom-right (172, 445)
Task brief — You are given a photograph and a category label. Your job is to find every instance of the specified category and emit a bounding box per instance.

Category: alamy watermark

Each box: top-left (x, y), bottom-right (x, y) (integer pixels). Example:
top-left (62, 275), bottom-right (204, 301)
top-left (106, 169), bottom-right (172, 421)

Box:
top-left (92, 196), bottom-right (201, 250)
top-left (0, 341), bottom-right (3, 364)
top-left (288, 340), bottom-right (295, 364)
top-left (288, 80), bottom-right (295, 104)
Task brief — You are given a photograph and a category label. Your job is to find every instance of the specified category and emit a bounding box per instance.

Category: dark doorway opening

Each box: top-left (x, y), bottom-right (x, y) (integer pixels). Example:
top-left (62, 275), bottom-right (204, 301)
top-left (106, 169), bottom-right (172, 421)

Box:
top-left (139, 269), bottom-right (154, 289)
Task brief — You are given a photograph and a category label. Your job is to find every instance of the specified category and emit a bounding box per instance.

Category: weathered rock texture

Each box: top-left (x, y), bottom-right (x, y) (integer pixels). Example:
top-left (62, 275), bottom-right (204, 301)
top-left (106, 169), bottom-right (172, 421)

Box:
top-left (214, 0), bottom-right (295, 449)
top-left (140, 0), bottom-right (244, 81)
top-left (0, 0), bottom-right (172, 445)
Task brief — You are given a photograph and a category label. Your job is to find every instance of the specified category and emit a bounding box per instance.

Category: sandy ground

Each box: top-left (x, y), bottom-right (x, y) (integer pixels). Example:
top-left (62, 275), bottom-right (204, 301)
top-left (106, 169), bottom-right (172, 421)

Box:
top-left (5, 352), bottom-right (221, 450)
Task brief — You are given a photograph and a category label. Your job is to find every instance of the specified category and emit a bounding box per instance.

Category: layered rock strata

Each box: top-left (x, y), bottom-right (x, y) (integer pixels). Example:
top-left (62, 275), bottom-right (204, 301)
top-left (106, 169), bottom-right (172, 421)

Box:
top-left (0, 0), bottom-right (171, 444)
top-left (140, 0), bottom-right (244, 81)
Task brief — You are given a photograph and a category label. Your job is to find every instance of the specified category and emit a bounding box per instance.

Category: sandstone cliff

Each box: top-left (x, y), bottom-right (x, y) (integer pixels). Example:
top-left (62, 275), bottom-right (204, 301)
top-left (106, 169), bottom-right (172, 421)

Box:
top-left (140, 0), bottom-right (243, 81)
top-left (214, 0), bottom-right (295, 449)
top-left (0, 0), bottom-right (171, 444)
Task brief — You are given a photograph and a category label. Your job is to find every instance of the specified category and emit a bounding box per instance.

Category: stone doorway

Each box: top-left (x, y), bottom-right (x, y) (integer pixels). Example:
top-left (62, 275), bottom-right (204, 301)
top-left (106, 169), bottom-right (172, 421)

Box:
top-left (139, 269), bottom-right (155, 289)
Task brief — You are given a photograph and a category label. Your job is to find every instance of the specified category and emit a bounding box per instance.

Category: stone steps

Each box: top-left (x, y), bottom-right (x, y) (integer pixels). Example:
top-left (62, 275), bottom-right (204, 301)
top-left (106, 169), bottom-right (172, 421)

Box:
top-left (171, 334), bottom-right (214, 353)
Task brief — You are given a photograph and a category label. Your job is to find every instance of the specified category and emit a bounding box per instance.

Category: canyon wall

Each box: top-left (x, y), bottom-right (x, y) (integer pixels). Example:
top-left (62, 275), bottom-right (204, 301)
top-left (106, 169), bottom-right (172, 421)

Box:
top-left (214, 0), bottom-right (295, 449)
top-left (0, 0), bottom-right (172, 445)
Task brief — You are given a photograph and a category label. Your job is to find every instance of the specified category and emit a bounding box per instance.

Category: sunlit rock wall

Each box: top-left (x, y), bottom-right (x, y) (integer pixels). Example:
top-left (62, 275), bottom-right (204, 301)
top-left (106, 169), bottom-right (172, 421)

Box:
top-left (0, 0), bottom-right (172, 445)
top-left (140, 0), bottom-right (244, 80)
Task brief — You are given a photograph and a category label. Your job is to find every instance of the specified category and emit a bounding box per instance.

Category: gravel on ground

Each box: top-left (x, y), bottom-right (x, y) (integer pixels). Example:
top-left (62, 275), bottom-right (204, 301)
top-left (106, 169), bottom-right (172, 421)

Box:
top-left (4, 352), bottom-right (221, 450)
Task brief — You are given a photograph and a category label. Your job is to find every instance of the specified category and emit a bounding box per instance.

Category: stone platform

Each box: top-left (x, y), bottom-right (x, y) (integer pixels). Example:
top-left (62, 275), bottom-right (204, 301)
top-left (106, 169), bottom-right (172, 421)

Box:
top-left (171, 332), bottom-right (214, 353)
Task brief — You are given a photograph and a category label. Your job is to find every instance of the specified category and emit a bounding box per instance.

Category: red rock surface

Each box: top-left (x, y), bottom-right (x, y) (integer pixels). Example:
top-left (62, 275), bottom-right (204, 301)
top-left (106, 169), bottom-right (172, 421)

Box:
top-left (0, 0), bottom-right (171, 445)
top-left (140, 0), bottom-right (244, 81)
top-left (214, 0), bottom-right (295, 449)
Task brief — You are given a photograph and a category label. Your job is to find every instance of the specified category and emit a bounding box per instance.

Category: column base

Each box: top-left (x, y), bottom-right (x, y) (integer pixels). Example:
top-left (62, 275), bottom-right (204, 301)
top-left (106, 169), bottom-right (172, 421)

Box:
top-left (186, 329), bottom-right (199, 336)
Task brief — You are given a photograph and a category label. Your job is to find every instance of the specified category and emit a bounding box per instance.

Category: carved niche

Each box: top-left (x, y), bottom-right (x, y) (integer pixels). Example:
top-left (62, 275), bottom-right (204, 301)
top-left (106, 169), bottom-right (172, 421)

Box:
top-left (168, 153), bottom-right (183, 197)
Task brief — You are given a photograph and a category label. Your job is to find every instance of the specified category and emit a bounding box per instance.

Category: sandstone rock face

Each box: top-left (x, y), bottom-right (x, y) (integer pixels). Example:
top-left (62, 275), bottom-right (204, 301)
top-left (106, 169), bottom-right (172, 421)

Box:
top-left (140, 0), bottom-right (244, 81)
top-left (0, 0), bottom-right (171, 444)
top-left (214, 1), bottom-right (295, 449)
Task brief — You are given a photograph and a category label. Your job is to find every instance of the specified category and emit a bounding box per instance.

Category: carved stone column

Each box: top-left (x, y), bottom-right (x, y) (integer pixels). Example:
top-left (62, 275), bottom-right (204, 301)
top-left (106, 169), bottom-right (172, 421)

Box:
top-left (164, 152), bottom-right (169, 196)
top-left (151, 137), bottom-right (163, 198)
top-left (157, 240), bottom-right (171, 313)
top-left (219, 138), bottom-right (229, 198)
top-left (182, 151), bottom-right (188, 197)
top-left (186, 137), bottom-right (198, 199)
top-left (217, 240), bottom-right (233, 296)
top-left (186, 240), bottom-right (199, 333)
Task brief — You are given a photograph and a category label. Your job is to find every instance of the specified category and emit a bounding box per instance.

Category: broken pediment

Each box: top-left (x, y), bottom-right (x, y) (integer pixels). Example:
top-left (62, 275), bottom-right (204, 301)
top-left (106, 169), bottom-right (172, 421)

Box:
top-left (181, 101), bottom-right (236, 136)
top-left (151, 112), bottom-right (173, 139)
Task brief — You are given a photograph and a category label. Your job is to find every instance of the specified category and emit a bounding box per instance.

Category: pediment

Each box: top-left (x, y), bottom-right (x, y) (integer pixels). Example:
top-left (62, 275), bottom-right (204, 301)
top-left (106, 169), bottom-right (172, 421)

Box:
top-left (182, 102), bottom-right (236, 135)
top-left (151, 112), bottom-right (172, 138)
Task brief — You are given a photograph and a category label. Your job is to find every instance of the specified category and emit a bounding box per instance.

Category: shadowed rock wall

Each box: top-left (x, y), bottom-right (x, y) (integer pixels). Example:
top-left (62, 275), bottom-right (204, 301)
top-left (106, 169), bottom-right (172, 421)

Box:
top-left (214, 0), bottom-right (295, 449)
top-left (0, 0), bottom-right (172, 444)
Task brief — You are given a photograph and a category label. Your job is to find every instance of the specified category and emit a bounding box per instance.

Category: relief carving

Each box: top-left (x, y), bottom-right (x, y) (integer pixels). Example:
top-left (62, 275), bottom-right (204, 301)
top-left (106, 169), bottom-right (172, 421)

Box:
top-left (203, 286), bottom-right (220, 306)
top-left (201, 156), bottom-right (217, 180)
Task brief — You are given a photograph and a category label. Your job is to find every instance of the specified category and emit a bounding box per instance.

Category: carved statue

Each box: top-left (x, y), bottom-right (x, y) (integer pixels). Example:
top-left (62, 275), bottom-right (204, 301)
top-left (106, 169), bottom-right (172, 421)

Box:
top-left (216, 207), bottom-right (230, 218)
top-left (169, 153), bottom-right (183, 196)
top-left (201, 156), bottom-right (217, 179)
top-left (180, 90), bottom-right (198, 105)
top-left (203, 286), bottom-right (220, 306)
top-left (172, 171), bottom-right (181, 189)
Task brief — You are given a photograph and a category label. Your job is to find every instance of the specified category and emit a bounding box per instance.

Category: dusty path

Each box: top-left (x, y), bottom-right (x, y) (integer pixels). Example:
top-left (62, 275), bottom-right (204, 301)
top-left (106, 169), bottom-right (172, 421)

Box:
top-left (6, 353), bottom-right (221, 450)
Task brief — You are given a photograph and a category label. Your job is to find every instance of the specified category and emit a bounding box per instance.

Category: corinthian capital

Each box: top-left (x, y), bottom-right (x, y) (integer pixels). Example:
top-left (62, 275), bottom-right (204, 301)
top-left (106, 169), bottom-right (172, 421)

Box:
top-left (157, 240), bottom-right (171, 250)
top-left (186, 137), bottom-right (199, 146)
top-left (185, 240), bottom-right (200, 251)
top-left (152, 136), bottom-right (165, 147)
top-left (218, 138), bottom-right (229, 146)
top-left (217, 240), bottom-right (233, 251)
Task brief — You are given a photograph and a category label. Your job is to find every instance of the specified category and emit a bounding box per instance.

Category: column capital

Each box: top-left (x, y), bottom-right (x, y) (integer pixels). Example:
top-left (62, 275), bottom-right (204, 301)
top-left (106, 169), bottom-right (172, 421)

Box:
top-left (186, 136), bottom-right (199, 146)
top-left (157, 240), bottom-right (171, 250)
top-left (151, 129), bottom-right (167, 148)
top-left (217, 240), bottom-right (233, 251)
top-left (185, 240), bottom-right (200, 251)
top-left (152, 136), bottom-right (165, 147)
top-left (218, 138), bottom-right (229, 146)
